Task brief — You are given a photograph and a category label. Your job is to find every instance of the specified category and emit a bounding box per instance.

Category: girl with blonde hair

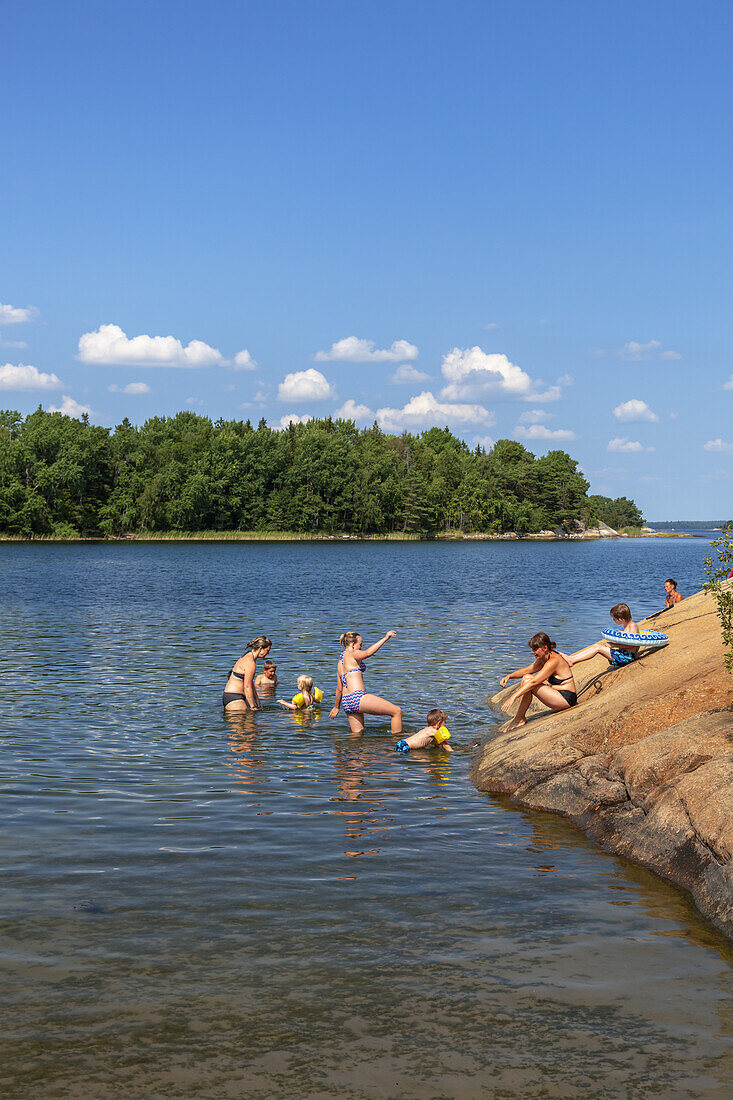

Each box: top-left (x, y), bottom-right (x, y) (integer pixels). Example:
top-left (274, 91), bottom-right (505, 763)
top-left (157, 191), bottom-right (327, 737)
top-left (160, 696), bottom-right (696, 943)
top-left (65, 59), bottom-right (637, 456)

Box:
top-left (278, 675), bottom-right (324, 711)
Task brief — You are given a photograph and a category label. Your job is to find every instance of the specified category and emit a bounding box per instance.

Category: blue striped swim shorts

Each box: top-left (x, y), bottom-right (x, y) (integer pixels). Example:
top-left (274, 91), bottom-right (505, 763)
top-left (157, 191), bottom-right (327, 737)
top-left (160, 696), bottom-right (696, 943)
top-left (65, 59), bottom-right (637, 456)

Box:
top-left (609, 648), bottom-right (635, 667)
top-left (342, 689), bottom-right (366, 714)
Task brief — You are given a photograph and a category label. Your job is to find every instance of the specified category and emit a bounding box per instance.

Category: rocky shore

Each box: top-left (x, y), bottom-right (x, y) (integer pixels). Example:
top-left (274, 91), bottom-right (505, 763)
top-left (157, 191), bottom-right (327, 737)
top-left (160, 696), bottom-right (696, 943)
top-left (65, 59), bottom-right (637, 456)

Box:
top-left (472, 587), bottom-right (733, 938)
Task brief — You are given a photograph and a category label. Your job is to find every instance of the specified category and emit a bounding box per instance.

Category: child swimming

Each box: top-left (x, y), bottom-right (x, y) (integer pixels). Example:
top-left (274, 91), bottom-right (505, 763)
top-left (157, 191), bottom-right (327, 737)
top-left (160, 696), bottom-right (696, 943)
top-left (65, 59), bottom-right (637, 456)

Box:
top-left (278, 675), bottom-right (324, 711)
top-left (566, 603), bottom-right (641, 669)
top-left (254, 660), bottom-right (278, 691)
top-left (394, 709), bottom-right (453, 754)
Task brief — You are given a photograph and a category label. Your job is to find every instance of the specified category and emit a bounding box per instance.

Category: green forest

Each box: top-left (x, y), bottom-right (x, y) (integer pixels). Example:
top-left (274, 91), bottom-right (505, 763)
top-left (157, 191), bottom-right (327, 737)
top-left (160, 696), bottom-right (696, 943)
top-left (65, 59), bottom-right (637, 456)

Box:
top-left (0, 408), bottom-right (643, 538)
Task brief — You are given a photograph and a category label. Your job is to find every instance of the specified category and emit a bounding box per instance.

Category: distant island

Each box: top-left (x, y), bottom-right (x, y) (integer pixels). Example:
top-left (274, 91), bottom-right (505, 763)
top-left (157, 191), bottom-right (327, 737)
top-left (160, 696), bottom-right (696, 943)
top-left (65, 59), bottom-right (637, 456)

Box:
top-left (0, 407), bottom-right (646, 540)
top-left (647, 520), bottom-right (732, 531)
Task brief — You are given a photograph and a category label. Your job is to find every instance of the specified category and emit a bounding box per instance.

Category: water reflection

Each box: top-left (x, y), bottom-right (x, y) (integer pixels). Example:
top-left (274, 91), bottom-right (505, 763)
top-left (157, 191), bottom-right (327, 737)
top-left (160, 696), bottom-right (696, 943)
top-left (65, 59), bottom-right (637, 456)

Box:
top-left (223, 711), bottom-right (267, 801)
top-left (330, 736), bottom-right (393, 857)
top-left (1, 540), bottom-right (732, 1098)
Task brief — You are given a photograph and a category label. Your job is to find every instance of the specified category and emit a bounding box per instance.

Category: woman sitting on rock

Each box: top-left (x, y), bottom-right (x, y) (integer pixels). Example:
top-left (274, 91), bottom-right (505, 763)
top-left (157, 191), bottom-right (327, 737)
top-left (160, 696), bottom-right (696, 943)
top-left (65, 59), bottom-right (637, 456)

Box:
top-left (499, 632), bottom-right (577, 731)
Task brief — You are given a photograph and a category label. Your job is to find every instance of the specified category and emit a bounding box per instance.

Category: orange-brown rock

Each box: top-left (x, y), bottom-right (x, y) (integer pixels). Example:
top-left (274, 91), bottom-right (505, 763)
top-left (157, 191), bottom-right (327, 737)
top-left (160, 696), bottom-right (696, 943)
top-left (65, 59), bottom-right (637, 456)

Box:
top-left (472, 586), bottom-right (733, 938)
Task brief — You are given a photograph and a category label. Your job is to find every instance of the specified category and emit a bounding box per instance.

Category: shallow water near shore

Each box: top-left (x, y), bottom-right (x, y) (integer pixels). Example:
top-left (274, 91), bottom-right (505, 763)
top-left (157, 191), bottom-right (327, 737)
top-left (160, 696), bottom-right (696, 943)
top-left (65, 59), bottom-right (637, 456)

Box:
top-left (2, 538), bottom-right (732, 1098)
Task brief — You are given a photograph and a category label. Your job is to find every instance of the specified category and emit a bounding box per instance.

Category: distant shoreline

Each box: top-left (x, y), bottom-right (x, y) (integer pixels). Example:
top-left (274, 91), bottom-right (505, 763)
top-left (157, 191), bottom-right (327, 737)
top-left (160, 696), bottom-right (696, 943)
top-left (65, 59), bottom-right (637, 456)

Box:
top-left (0, 529), bottom-right (693, 544)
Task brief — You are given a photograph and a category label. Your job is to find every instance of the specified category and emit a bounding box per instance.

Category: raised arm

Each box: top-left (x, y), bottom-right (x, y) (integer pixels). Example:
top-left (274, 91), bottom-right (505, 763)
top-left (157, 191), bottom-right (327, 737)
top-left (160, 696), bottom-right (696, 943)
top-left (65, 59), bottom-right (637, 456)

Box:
top-left (329, 669), bottom-right (343, 719)
top-left (354, 630), bottom-right (396, 661)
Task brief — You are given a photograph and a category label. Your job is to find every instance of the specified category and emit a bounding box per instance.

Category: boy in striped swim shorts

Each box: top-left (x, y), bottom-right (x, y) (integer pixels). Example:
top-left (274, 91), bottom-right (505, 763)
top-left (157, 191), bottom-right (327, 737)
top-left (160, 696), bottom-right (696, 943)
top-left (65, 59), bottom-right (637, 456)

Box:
top-left (566, 603), bottom-right (641, 669)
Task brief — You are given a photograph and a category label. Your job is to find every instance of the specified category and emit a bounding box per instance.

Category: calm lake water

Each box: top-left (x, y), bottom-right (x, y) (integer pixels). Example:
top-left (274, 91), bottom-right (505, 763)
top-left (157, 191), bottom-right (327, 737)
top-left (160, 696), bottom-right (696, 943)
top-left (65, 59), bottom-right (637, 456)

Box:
top-left (2, 538), bottom-right (732, 1098)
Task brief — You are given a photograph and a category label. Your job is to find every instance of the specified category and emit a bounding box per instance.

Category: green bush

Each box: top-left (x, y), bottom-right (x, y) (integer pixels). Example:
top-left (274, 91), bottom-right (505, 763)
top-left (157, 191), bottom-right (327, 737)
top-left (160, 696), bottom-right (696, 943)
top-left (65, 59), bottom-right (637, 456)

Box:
top-left (703, 522), bottom-right (733, 674)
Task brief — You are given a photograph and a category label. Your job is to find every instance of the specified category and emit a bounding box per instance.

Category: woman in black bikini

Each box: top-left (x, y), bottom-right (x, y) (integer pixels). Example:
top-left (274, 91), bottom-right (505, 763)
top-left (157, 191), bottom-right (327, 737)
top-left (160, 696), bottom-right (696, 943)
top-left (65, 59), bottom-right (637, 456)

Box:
top-left (499, 631), bottom-right (577, 732)
top-left (223, 635), bottom-right (272, 712)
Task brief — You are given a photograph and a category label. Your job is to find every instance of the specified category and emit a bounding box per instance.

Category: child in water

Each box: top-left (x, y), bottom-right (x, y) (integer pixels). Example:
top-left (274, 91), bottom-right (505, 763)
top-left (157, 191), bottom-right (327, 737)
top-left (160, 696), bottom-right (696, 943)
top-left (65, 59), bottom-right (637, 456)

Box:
top-left (394, 709), bottom-right (453, 753)
top-left (254, 660), bottom-right (278, 691)
top-left (566, 603), bottom-right (641, 669)
top-left (278, 675), bottom-right (324, 711)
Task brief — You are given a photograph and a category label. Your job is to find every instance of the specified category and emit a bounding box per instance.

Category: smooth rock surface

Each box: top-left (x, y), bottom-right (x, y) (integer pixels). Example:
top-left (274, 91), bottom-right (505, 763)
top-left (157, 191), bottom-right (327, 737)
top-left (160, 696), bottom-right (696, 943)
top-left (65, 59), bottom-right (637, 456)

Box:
top-left (473, 586), bottom-right (733, 937)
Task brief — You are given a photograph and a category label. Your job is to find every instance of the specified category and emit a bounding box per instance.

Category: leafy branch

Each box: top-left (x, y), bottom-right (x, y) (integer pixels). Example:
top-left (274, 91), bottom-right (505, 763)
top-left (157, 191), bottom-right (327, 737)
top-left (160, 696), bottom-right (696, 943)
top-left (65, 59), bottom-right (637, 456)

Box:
top-left (703, 522), bottom-right (733, 674)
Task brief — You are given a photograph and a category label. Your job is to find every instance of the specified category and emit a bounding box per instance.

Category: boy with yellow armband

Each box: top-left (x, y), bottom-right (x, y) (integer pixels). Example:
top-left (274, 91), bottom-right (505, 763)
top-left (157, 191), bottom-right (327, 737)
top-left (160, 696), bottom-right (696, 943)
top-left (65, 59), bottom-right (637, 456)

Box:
top-left (278, 675), bottom-right (323, 711)
top-left (395, 708), bottom-right (453, 754)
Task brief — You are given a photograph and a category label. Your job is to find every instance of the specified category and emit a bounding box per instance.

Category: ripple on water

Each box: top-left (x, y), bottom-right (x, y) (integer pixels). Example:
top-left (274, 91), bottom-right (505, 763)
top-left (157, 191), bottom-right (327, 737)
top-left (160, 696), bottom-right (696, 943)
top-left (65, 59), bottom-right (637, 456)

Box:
top-left (0, 539), bottom-right (731, 1098)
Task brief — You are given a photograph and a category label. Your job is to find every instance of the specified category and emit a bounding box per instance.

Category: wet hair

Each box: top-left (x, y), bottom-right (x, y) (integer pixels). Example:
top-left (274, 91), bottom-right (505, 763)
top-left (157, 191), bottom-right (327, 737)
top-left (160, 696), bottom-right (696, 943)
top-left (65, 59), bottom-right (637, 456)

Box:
top-left (339, 631), bottom-right (361, 648)
top-left (529, 632), bottom-right (556, 652)
top-left (610, 603), bottom-right (632, 622)
top-left (263, 659), bottom-right (277, 670)
top-left (665, 578), bottom-right (677, 589)
top-left (246, 635), bottom-right (272, 654)
top-left (297, 675), bottom-right (314, 692)
top-left (427, 708), bottom-right (447, 728)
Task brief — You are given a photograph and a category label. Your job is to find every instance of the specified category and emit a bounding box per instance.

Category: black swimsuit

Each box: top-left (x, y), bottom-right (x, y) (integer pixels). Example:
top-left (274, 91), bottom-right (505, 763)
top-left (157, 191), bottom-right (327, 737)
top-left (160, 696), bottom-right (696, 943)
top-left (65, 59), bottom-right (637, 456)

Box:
top-left (547, 672), bottom-right (577, 707)
top-left (223, 668), bottom-right (247, 707)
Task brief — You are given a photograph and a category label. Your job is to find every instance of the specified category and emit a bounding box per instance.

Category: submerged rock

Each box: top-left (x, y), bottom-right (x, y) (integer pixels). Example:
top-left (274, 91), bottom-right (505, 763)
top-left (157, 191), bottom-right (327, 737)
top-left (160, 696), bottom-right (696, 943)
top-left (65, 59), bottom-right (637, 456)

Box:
top-left (473, 587), bottom-right (733, 938)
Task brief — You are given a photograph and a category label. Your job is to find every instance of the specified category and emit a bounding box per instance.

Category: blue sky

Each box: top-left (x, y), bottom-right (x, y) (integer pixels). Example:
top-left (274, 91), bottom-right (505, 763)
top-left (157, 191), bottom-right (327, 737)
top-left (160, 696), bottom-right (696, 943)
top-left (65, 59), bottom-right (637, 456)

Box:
top-left (2, 0), bottom-right (732, 519)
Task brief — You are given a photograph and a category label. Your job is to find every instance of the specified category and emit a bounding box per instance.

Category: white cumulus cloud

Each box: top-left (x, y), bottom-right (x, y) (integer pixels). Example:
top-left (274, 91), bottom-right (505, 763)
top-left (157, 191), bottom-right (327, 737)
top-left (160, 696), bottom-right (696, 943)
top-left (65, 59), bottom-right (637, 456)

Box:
top-left (278, 368), bottom-right (335, 402)
top-left (704, 438), bottom-right (733, 453)
top-left (108, 382), bottom-right (152, 395)
top-left (233, 349), bottom-right (258, 371)
top-left (277, 414), bottom-right (312, 429)
top-left (78, 323), bottom-right (225, 367)
top-left (517, 408), bottom-right (553, 425)
top-left (0, 362), bottom-right (62, 391)
top-left (618, 340), bottom-right (680, 361)
top-left (48, 395), bottom-right (93, 418)
top-left (375, 391), bottom-right (493, 433)
top-left (529, 385), bottom-right (562, 403)
top-left (439, 347), bottom-right (533, 400)
top-left (514, 424), bottom-right (577, 442)
top-left (723, 375), bottom-right (733, 390)
top-left (607, 437), bottom-right (643, 453)
top-left (613, 398), bottom-right (659, 422)
top-left (0, 302), bottom-right (38, 325)
top-left (474, 435), bottom-right (495, 450)
top-left (314, 336), bottom-right (419, 363)
top-left (334, 399), bottom-right (374, 422)
top-left (390, 363), bottom-right (430, 384)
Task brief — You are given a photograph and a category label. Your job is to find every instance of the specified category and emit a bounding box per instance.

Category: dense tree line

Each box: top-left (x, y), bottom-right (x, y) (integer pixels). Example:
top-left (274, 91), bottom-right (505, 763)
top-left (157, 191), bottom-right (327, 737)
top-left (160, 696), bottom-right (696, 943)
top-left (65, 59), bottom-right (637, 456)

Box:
top-left (0, 408), bottom-right (642, 537)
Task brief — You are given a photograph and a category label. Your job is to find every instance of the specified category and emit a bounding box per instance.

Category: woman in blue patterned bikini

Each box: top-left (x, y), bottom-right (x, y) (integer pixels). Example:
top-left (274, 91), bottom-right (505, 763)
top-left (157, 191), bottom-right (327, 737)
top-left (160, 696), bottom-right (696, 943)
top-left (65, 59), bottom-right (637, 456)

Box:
top-left (329, 630), bottom-right (402, 735)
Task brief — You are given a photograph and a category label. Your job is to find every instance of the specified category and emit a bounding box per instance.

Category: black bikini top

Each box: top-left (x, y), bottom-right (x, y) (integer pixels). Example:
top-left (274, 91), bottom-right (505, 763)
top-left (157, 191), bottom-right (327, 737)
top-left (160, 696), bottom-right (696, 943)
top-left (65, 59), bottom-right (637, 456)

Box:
top-left (548, 672), bottom-right (572, 686)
